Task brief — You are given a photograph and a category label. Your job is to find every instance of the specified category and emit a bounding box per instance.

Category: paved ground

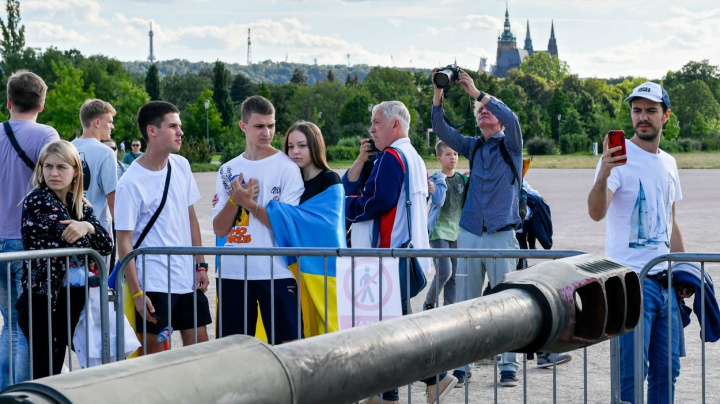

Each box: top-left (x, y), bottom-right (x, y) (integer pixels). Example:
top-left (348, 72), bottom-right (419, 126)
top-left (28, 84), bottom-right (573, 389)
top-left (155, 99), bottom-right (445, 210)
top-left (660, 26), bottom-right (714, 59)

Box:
top-left (190, 168), bottom-right (720, 404)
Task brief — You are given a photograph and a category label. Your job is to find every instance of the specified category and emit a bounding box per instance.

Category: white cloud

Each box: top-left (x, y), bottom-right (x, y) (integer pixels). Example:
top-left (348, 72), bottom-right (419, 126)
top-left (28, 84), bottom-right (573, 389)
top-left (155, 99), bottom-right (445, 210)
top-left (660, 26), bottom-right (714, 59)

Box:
top-left (27, 21), bottom-right (89, 45)
top-left (24, 0), bottom-right (106, 27)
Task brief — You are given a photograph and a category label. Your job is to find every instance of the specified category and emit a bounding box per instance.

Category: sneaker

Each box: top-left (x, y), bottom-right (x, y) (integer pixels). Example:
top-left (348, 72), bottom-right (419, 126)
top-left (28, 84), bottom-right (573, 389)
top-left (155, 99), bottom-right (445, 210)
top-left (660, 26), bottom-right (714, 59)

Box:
top-left (422, 302), bottom-right (435, 311)
top-left (452, 370), bottom-right (470, 388)
top-left (426, 374), bottom-right (458, 404)
top-left (499, 371), bottom-right (518, 387)
top-left (536, 352), bottom-right (572, 369)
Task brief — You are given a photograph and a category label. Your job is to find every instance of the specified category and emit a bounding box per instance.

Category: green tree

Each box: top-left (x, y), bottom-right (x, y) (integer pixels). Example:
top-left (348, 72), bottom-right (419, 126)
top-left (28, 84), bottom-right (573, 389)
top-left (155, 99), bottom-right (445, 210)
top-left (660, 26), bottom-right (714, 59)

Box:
top-left (327, 69), bottom-right (335, 82)
top-left (670, 80), bottom-right (720, 138)
top-left (213, 60), bottom-right (234, 126)
top-left (40, 62), bottom-right (94, 139)
top-left (145, 63), bottom-right (160, 100)
top-left (0, 0), bottom-right (25, 72)
top-left (257, 82), bottom-right (272, 99)
top-left (161, 72), bottom-right (212, 113)
top-left (519, 52), bottom-right (569, 83)
top-left (290, 68), bottom-right (308, 85)
top-left (547, 88), bottom-right (571, 145)
top-left (230, 73), bottom-right (257, 104)
top-left (180, 89), bottom-right (225, 157)
top-left (109, 78), bottom-right (150, 143)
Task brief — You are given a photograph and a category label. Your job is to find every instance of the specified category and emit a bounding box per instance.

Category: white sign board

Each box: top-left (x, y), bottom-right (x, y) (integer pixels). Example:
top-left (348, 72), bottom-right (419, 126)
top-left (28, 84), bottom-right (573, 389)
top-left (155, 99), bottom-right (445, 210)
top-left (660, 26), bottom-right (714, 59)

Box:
top-left (336, 256), bottom-right (402, 330)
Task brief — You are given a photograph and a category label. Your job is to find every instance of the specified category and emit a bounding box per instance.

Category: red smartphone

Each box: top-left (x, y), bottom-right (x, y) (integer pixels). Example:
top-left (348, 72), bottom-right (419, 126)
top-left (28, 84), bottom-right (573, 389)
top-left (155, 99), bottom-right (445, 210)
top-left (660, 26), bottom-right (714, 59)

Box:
top-left (607, 130), bottom-right (627, 163)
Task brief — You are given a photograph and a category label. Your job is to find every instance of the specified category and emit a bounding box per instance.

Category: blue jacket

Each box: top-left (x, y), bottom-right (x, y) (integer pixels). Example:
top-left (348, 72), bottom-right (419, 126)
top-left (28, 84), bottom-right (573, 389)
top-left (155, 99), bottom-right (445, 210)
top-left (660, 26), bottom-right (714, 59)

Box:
top-left (673, 261), bottom-right (720, 343)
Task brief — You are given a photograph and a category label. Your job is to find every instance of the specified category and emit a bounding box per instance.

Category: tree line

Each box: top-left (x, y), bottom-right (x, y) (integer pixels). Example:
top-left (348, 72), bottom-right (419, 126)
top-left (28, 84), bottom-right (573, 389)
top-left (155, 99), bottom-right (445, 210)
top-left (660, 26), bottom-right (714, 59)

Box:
top-left (2, 0), bottom-right (719, 164)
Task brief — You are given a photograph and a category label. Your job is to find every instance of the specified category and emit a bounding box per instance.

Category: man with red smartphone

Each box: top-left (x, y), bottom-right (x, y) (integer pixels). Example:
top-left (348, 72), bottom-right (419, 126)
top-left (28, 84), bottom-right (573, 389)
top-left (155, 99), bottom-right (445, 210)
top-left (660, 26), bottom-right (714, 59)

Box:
top-left (588, 82), bottom-right (686, 403)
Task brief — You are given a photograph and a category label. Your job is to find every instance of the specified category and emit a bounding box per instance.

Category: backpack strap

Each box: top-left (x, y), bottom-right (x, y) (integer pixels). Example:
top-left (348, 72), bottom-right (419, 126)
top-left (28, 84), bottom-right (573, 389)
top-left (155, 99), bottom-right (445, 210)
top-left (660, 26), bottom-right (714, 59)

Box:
top-left (3, 121), bottom-right (35, 170)
top-left (498, 139), bottom-right (521, 186)
top-left (371, 148), bottom-right (413, 248)
top-left (133, 160), bottom-right (172, 250)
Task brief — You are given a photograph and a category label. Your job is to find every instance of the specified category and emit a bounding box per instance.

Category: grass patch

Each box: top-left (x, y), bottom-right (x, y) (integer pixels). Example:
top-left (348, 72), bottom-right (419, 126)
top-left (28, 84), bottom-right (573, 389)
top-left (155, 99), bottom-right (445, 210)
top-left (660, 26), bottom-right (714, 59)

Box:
top-left (191, 163), bottom-right (219, 172)
top-left (330, 151), bottom-right (720, 170)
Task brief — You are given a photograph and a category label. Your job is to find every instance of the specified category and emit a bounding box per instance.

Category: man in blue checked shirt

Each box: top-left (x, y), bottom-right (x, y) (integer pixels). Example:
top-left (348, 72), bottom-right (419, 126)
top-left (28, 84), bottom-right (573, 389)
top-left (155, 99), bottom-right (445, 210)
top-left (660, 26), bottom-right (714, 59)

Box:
top-left (431, 68), bottom-right (524, 387)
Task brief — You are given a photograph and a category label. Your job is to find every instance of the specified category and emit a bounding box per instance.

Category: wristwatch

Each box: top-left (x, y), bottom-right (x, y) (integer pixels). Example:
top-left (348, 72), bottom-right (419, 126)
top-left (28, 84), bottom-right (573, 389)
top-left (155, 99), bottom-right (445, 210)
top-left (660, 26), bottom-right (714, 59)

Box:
top-left (195, 262), bottom-right (209, 272)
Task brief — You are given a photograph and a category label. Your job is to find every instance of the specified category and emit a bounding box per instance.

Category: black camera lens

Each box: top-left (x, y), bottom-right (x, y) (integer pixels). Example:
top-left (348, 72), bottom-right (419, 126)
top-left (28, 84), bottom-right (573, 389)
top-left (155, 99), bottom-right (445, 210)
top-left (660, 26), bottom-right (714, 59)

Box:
top-left (433, 71), bottom-right (452, 88)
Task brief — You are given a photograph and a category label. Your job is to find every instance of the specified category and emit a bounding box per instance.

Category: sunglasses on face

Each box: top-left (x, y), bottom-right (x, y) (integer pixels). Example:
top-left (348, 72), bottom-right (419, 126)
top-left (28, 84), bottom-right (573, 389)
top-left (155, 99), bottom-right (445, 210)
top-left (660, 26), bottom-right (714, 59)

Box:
top-left (132, 144), bottom-right (141, 147)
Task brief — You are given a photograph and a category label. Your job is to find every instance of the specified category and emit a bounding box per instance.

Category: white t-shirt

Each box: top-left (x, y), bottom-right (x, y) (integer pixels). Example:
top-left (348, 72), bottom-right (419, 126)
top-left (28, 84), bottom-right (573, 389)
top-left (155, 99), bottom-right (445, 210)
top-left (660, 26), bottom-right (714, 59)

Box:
top-left (71, 138), bottom-right (118, 237)
top-left (115, 154), bottom-right (201, 293)
top-left (595, 140), bottom-right (682, 275)
top-left (213, 151), bottom-right (304, 280)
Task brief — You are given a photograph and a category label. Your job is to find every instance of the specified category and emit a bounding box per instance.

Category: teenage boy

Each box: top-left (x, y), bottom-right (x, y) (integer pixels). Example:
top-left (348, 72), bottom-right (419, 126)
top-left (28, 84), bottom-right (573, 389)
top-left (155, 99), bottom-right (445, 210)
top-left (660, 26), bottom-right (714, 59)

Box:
top-left (72, 99), bottom-right (118, 266)
top-left (115, 101), bottom-right (210, 354)
top-left (0, 70), bottom-right (59, 388)
top-left (212, 95), bottom-right (304, 344)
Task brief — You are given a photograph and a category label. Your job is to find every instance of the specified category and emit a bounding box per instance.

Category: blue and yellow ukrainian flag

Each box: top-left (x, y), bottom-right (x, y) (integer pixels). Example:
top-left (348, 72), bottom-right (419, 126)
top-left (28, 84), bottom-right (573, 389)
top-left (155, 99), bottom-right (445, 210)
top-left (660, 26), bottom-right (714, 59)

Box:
top-left (267, 183), bottom-right (346, 337)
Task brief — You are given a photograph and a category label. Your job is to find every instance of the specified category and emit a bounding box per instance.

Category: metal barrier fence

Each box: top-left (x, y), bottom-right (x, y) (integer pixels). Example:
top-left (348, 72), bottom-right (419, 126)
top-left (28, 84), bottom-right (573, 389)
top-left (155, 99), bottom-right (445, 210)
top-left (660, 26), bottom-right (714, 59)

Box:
top-left (4, 248), bottom-right (714, 403)
top-left (620, 253), bottom-right (720, 404)
top-left (0, 248), bottom-right (110, 387)
top-left (112, 246), bottom-right (600, 403)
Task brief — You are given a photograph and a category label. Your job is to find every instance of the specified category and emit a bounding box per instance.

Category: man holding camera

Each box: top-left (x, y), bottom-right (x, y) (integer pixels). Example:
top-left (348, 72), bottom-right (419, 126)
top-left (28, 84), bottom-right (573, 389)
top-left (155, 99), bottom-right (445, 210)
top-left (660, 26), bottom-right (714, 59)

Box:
top-left (431, 68), bottom-right (523, 386)
top-left (344, 101), bottom-right (457, 404)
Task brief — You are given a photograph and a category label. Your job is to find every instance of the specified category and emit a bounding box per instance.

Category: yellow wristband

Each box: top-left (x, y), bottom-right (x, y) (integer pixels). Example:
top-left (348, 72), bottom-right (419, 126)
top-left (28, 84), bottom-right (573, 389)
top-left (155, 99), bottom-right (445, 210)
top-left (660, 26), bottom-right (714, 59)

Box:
top-left (132, 290), bottom-right (144, 299)
top-left (228, 197), bottom-right (238, 207)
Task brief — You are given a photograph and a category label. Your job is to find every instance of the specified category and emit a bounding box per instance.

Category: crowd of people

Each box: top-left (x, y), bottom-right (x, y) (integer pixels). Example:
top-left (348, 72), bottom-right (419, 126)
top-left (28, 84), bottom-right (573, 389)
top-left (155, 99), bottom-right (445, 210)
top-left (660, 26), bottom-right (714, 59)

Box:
top-left (0, 67), bottom-right (702, 404)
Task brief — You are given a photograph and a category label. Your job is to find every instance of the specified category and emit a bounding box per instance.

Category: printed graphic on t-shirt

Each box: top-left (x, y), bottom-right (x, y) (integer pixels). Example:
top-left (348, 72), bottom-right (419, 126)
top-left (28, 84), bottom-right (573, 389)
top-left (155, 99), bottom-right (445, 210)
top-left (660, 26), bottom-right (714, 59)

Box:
top-left (628, 177), bottom-right (674, 250)
top-left (228, 208), bottom-right (252, 243)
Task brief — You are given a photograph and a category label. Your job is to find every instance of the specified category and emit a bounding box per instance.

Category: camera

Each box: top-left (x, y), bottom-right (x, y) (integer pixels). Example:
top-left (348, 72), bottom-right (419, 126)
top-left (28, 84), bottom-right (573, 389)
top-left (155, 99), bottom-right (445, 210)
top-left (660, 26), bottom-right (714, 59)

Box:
top-left (433, 65), bottom-right (460, 89)
top-left (368, 139), bottom-right (380, 153)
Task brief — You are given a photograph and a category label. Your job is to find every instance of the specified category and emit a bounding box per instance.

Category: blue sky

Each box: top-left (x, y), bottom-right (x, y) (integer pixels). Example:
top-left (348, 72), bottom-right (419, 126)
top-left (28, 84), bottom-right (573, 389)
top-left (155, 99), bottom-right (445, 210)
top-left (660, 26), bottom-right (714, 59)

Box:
top-left (16, 0), bottom-right (720, 79)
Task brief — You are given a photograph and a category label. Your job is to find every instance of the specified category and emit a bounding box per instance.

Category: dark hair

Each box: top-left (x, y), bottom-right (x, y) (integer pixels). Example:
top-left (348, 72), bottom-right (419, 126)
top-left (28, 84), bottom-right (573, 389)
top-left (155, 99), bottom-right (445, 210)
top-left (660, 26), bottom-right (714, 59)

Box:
top-left (283, 121), bottom-right (329, 170)
top-left (7, 70), bottom-right (48, 113)
top-left (136, 101), bottom-right (180, 141)
top-left (240, 95), bottom-right (275, 123)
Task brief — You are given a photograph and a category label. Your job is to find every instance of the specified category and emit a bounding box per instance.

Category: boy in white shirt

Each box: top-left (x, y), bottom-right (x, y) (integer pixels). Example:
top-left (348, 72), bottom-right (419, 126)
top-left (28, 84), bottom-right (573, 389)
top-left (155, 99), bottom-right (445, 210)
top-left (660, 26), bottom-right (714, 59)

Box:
top-left (212, 96), bottom-right (303, 344)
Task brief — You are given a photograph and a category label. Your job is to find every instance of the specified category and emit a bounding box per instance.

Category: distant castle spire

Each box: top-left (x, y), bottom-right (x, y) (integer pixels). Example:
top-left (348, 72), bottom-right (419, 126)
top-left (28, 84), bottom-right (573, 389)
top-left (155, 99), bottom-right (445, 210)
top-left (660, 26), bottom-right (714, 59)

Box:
top-left (524, 20), bottom-right (533, 53)
top-left (147, 22), bottom-right (155, 63)
top-left (547, 20), bottom-right (558, 57)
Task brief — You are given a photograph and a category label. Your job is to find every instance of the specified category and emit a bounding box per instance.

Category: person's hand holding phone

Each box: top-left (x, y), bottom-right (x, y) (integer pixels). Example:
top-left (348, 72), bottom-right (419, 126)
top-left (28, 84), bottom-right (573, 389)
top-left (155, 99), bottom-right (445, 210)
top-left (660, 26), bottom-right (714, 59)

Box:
top-left (598, 130), bottom-right (627, 181)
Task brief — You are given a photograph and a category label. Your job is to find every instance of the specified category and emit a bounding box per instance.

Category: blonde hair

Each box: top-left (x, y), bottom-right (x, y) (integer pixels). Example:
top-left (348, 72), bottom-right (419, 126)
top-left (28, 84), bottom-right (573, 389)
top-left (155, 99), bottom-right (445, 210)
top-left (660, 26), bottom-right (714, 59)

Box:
top-left (33, 140), bottom-right (86, 219)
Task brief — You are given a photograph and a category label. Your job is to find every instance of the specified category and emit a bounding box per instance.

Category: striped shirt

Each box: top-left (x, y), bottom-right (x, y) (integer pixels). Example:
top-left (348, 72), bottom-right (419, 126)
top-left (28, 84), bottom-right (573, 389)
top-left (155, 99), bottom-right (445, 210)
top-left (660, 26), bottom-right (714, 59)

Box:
top-left (431, 98), bottom-right (523, 235)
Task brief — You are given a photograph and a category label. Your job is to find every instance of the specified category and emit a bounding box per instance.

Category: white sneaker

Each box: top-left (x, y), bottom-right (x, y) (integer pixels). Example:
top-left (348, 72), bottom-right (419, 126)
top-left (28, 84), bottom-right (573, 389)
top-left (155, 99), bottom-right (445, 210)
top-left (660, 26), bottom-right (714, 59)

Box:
top-left (426, 374), bottom-right (458, 404)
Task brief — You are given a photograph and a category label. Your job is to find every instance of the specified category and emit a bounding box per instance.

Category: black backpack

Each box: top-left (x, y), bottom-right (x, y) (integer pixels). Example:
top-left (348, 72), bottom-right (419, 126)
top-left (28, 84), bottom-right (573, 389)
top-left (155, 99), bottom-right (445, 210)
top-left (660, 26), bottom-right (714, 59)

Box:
top-left (465, 137), bottom-right (527, 224)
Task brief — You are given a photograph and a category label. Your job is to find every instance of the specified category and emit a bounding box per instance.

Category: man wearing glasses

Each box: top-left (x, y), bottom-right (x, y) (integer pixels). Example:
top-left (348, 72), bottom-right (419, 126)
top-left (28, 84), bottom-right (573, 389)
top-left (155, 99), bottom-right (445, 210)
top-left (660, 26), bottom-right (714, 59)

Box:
top-left (123, 139), bottom-right (144, 165)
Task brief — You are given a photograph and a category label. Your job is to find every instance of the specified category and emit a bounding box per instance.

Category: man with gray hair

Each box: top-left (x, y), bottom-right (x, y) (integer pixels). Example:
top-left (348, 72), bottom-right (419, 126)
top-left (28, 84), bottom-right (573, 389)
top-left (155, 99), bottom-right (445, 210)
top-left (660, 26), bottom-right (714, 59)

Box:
top-left (343, 101), bottom-right (457, 404)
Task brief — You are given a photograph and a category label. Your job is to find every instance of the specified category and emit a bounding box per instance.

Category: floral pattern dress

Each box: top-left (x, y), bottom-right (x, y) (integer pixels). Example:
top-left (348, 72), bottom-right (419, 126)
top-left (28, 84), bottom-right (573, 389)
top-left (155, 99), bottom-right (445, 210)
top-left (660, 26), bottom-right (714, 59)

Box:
top-left (21, 186), bottom-right (113, 298)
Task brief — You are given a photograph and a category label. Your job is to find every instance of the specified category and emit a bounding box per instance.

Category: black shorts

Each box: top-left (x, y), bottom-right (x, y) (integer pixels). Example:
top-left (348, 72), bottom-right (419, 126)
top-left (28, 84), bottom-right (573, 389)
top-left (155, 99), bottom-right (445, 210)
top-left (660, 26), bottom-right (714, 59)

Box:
top-left (215, 278), bottom-right (300, 344)
top-left (135, 291), bottom-right (212, 335)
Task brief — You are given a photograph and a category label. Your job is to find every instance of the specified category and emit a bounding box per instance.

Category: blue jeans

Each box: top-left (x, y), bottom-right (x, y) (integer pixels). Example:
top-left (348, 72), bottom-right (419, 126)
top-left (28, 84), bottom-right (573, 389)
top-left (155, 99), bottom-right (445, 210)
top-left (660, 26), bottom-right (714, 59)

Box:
top-left (620, 276), bottom-right (681, 403)
top-left (425, 239), bottom-right (457, 306)
top-left (0, 239), bottom-right (30, 388)
top-left (455, 228), bottom-right (520, 374)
